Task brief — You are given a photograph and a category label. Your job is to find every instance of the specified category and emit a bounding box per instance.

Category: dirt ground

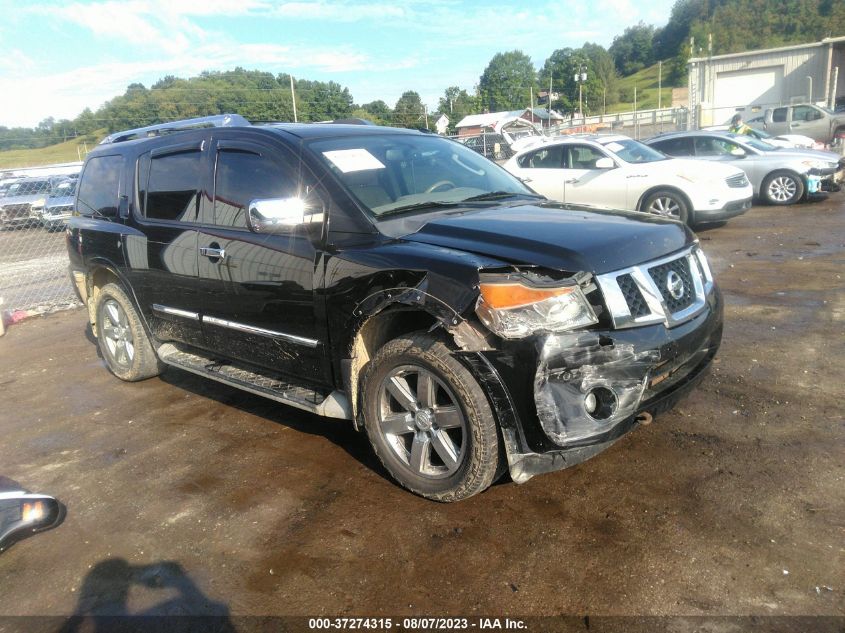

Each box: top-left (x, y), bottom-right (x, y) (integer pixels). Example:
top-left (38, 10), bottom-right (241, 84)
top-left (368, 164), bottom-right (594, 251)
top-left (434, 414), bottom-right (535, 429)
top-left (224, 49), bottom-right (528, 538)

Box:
top-left (0, 194), bottom-right (842, 626)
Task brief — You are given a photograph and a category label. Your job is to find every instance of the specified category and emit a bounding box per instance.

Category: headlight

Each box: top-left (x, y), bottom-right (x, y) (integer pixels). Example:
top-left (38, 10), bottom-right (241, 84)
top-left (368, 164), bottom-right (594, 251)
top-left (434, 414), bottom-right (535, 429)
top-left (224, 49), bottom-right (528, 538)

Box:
top-left (800, 160), bottom-right (830, 170)
top-left (475, 278), bottom-right (598, 339)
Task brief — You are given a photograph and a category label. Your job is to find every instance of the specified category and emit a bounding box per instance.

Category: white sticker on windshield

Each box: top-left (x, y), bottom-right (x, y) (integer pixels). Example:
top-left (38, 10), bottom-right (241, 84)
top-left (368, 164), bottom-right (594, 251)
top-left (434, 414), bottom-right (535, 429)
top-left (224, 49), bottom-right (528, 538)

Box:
top-left (322, 149), bottom-right (385, 173)
top-left (605, 142), bottom-right (625, 153)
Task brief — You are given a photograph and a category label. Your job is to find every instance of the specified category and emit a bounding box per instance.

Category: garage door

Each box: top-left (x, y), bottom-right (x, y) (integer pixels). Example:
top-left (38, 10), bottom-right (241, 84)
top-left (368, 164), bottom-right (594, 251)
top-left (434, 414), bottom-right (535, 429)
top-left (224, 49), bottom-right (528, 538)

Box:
top-left (714, 66), bottom-right (784, 119)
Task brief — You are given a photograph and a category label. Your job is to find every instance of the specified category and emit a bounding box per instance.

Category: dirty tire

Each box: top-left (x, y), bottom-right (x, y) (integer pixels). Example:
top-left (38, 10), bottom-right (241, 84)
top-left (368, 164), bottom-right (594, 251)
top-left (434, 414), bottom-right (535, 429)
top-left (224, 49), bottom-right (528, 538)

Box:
top-left (642, 190), bottom-right (690, 225)
top-left (94, 283), bottom-right (163, 382)
top-left (762, 171), bottom-right (804, 205)
top-left (362, 332), bottom-right (500, 502)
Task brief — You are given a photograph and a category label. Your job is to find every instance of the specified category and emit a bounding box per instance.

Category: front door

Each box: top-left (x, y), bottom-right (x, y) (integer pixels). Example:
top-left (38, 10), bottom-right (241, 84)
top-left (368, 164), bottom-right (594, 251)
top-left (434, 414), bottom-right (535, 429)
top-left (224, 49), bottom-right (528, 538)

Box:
top-left (195, 137), bottom-right (331, 385)
top-left (561, 144), bottom-right (628, 209)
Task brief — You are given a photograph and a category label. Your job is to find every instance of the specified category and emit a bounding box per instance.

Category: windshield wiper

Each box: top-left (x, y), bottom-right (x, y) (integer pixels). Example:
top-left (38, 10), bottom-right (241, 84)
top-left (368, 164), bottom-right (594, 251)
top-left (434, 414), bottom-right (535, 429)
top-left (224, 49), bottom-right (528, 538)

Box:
top-left (376, 200), bottom-right (461, 218)
top-left (460, 191), bottom-right (544, 202)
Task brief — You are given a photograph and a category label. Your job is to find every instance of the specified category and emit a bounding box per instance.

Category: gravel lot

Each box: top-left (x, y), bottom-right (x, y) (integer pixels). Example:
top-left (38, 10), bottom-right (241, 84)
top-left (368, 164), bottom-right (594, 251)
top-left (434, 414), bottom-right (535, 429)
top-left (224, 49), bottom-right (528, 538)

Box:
top-left (0, 195), bottom-right (842, 628)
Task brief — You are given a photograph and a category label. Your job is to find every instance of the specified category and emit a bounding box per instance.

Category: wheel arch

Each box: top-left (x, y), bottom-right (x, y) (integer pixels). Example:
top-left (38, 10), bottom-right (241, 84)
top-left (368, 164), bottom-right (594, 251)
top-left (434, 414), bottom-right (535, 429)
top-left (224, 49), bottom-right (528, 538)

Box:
top-left (761, 168), bottom-right (806, 203)
top-left (84, 260), bottom-right (148, 339)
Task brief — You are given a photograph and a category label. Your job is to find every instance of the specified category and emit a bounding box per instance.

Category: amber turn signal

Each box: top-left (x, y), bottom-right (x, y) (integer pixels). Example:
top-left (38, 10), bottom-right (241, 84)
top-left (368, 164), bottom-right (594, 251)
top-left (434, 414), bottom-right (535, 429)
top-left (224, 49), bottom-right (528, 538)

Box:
top-left (479, 283), bottom-right (576, 310)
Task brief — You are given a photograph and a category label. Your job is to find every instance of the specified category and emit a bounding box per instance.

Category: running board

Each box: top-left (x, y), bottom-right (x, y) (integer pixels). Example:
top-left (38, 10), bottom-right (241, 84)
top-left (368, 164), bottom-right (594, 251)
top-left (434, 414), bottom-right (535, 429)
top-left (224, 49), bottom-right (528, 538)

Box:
top-left (157, 343), bottom-right (351, 419)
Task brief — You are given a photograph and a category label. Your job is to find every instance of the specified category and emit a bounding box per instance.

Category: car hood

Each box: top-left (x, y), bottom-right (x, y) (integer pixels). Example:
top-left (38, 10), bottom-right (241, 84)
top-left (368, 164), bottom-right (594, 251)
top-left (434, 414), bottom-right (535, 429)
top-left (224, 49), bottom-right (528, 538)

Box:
top-left (0, 193), bottom-right (45, 206)
top-left (764, 147), bottom-right (842, 163)
top-left (400, 203), bottom-right (692, 275)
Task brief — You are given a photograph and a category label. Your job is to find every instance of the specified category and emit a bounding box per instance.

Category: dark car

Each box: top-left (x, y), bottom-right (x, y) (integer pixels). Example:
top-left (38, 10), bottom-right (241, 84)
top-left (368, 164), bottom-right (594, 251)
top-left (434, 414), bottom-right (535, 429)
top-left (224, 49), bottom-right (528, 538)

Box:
top-left (66, 114), bottom-right (723, 501)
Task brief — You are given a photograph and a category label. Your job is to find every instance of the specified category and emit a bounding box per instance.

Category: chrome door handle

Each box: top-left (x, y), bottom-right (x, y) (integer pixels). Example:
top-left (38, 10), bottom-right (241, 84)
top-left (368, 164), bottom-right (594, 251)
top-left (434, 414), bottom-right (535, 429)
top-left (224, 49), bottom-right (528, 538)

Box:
top-left (199, 247), bottom-right (226, 260)
top-left (565, 178), bottom-right (579, 184)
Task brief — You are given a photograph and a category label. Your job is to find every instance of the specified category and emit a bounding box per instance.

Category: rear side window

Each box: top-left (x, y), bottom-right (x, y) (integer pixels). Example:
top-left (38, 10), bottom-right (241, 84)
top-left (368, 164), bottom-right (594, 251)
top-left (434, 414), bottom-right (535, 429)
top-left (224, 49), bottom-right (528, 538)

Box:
top-left (518, 146), bottom-right (564, 168)
top-left (143, 150), bottom-right (202, 222)
top-left (77, 155), bottom-right (123, 217)
top-left (651, 137), bottom-right (693, 156)
top-left (213, 149), bottom-right (297, 228)
top-left (772, 108), bottom-right (787, 123)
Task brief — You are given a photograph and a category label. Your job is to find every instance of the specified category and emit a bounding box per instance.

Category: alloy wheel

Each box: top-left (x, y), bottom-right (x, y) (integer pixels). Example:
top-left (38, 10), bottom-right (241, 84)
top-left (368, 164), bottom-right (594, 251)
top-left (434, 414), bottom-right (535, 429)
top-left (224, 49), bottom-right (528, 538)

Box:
top-left (101, 299), bottom-right (135, 368)
top-left (767, 176), bottom-right (797, 202)
top-left (647, 196), bottom-right (681, 218)
top-left (377, 365), bottom-right (467, 479)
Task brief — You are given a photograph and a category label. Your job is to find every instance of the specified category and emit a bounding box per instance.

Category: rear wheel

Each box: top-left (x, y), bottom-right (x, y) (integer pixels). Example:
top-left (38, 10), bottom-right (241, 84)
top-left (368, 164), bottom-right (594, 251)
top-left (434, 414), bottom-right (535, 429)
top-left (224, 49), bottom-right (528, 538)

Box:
top-left (642, 190), bottom-right (690, 225)
top-left (94, 283), bottom-right (163, 381)
top-left (361, 332), bottom-right (501, 502)
top-left (762, 171), bottom-right (804, 205)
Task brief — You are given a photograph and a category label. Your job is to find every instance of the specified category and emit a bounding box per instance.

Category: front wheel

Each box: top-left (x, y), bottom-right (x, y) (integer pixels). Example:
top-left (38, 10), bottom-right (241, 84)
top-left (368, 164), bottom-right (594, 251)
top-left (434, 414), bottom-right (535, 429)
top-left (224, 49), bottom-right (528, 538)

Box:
top-left (94, 283), bottom-right (163, 381)
top-left (361, 332), bottom-right (501, 502)
top-left (642, 190), bottom-right (690, 225)
top-left (762, 171), bottom-right (804, 205)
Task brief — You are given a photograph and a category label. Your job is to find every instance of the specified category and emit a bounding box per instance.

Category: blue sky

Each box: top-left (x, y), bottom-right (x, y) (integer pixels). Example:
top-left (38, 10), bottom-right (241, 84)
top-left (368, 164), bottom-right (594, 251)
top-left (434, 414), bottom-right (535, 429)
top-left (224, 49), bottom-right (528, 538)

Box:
top-left (0, 0), bottom-right (676, 128)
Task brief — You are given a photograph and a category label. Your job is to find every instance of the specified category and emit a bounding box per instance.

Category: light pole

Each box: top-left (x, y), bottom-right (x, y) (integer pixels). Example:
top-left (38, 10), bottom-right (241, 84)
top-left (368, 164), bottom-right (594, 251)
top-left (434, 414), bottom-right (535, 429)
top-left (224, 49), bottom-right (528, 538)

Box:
top-left (574, 65), bottom-right (587, 120)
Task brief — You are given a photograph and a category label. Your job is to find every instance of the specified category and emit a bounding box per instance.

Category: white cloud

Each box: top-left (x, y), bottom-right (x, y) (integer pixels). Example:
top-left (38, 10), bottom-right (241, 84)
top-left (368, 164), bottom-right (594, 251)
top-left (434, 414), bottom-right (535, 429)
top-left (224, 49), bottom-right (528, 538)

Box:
top-left (274, 2), bottom-right (406, 21)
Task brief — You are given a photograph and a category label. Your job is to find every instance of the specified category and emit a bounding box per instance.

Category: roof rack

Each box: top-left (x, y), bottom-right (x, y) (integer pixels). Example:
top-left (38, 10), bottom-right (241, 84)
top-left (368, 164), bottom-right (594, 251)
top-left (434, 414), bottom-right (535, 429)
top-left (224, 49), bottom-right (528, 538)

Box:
top-left (100, 114), bottom-right (251, 145)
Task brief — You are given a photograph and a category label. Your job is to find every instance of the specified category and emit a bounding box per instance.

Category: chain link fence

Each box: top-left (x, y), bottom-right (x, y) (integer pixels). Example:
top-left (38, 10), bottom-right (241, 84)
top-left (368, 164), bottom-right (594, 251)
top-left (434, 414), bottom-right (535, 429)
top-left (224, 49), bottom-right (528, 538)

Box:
top-left (0, 173), bottom-right (81, 325)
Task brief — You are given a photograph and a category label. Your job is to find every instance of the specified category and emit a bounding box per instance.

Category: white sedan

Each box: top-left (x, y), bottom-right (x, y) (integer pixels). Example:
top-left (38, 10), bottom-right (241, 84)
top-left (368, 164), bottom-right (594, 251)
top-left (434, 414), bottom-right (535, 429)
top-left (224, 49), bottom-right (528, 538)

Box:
top-left (503, 134), bottom-right (754, 226)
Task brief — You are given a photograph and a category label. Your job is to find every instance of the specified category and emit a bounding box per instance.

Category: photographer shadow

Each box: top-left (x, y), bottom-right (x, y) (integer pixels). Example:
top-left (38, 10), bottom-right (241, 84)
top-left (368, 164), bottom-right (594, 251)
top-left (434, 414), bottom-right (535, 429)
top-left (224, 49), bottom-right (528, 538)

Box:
top-left (57, 558), bottom-right (236, 633)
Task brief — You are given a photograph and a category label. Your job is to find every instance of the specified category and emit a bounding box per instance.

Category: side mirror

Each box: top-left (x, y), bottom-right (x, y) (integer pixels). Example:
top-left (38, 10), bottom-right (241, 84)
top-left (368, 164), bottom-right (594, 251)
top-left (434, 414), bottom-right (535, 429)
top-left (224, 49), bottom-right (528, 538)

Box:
top-left (730, 147), bottom-right (747, 157)
top-left (247, 195), bottom-right (323, 234)
top-left (595, 157), bottom-right (616, 169)
top-left (0, 491), bottom-right (63, 551)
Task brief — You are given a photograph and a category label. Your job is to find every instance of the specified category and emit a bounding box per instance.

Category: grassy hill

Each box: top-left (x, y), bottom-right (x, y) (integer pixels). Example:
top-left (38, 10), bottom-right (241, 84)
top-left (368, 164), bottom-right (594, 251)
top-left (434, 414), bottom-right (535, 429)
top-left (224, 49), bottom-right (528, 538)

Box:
top-left (0, 131), bottom-right (105, 170)
top-left (609, 63), bottom-right (677, 113)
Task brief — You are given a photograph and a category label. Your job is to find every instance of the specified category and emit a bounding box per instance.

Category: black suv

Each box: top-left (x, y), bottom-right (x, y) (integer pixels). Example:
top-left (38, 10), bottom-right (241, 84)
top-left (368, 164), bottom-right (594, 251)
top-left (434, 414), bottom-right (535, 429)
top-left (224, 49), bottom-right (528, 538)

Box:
top-left (67, 114), bottom-right (723, 501)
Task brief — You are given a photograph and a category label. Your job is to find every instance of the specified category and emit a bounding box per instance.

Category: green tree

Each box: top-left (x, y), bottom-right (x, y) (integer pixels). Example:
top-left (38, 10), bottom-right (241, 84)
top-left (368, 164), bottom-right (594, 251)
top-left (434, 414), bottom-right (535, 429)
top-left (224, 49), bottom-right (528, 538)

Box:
top-left (393, 91), bottom-right (427, 129)
top-left (609, 22), bottom-right (656, 75)
top-left (360, 100), bottom-right (393, 125)
top-left (479, 51), bottom-right (536, 112)
top-left (437, 87), bottom-right (478, 131)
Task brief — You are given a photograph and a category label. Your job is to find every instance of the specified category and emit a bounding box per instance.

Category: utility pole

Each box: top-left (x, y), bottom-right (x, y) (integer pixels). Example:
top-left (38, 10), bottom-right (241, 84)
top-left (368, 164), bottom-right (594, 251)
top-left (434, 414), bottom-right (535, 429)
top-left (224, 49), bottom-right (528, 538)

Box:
top-left (574, 64), bottom-right (587, 120)
top-left (424, 105), bottom-right (429, 130)
top-left (658, 60), bottom-right (663, 110)
top-left (290, 75), bottom-right (297, 123)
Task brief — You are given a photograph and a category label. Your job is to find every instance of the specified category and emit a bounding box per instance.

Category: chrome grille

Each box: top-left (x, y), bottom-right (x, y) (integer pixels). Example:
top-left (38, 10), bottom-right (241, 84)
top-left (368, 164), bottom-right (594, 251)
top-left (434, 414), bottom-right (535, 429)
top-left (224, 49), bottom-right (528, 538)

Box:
top-left (616, 273), bottom-right (650, 318)
top-left (726, 173), bottom-right (749, 188)
top-left (595, 246), bottom-right (713, 330)
top-left (649, 257), bottom-right (695, 313)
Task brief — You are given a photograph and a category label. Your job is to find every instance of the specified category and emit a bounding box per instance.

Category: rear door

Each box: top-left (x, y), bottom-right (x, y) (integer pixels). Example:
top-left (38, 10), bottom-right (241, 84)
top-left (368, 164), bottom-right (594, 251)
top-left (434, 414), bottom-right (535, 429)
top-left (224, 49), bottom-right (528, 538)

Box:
top-left (511, 145), bottom-right (565, 200)
top-left (767, 107), bottom-right (790, 136)
top-left (195, 136), bottom-right (331, 384)
top-left (125, 137), bottom-right (208, 347)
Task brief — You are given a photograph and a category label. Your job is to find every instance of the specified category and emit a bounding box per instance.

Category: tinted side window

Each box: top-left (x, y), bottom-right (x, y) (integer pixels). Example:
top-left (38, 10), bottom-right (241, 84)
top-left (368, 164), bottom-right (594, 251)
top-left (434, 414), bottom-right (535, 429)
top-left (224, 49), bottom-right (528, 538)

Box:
top-left (772, 108), bottom-right (787, 123)
top-left (77, 155), bottom-right (123, 217)
top-left (213, 149), bottom-right (297, 228)
top-left (518, 146), bottom-right (564, 168)
top-left (145, 150), bottom-right (202, 222)
top-left (792, 105), bottom-right (818, 121)
top-left (566, 145), bottom-right (606, 169)
top-left (651, 137), bottom-right (693, 156)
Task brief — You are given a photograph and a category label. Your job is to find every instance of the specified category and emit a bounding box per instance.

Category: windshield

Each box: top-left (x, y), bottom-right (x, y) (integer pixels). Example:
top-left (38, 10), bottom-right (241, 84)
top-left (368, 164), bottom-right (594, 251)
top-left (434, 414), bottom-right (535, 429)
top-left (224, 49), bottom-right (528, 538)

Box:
top-left (742, 137), bottom-right (777, 152)
top-left (49, 181), bottom-right (77, 198)
top-left (599, 138), bottom-right (666, 163)
top-left (308, 133), bottom-right (539, 218)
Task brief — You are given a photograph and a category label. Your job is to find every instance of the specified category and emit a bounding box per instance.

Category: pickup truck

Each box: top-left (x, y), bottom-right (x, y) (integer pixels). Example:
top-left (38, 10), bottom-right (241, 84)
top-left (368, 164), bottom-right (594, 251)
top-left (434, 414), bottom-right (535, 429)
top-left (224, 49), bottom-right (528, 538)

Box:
top-left (748, 104), bottom-right (845, 144)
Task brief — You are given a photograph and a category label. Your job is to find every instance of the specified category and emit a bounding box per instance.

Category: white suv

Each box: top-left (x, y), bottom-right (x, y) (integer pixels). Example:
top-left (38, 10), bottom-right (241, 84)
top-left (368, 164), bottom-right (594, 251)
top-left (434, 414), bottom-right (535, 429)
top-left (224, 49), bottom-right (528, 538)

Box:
top-left (503, 134), bottom-right (753, 226)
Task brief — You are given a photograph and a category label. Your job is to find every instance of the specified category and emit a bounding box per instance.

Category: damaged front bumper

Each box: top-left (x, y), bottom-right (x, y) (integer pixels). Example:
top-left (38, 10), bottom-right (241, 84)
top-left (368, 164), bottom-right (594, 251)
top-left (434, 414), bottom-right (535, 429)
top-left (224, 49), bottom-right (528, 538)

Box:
top-left (461, 287), bottom-right (723, 484)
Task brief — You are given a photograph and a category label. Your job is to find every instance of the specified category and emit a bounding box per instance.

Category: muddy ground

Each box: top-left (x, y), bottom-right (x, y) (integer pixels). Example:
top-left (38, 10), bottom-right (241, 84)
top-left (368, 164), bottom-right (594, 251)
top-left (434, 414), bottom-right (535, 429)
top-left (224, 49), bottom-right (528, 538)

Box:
top-left (0, 195), bottom-right (842, 625)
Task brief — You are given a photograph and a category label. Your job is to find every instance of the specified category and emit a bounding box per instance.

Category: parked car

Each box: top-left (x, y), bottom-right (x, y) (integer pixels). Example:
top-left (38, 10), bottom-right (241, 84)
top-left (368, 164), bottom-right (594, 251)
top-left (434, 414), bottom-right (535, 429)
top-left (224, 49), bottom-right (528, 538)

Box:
top-left (747, 103), bottom-right (845, 144)
top-left (0, 176), bottom-right (57, 229)
top-left (645, 130), bottom-right (844, 205)
top-left (68, 114), bottom-right (724, 502)
top-left (502, 134), bottom-right (752, 226)
top-left (0, 178), bottom-right (22, 198)
top-left (42, 177), bottom-right (77, 231)
top-left (703, 125), bottom-right (818, 149)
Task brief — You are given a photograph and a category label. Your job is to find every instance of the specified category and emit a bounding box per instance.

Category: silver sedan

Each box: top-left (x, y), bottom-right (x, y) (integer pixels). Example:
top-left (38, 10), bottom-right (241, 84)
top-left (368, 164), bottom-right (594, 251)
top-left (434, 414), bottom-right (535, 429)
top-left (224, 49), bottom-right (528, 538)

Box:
top-left (645, 130), bottom-right (844, 205)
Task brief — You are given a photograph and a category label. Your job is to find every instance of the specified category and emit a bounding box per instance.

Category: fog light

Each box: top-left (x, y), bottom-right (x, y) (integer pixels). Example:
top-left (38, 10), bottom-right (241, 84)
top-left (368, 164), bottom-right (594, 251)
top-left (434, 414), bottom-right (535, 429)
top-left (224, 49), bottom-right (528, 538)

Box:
top-left (584, 387), bottom-right (617, 420)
